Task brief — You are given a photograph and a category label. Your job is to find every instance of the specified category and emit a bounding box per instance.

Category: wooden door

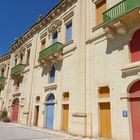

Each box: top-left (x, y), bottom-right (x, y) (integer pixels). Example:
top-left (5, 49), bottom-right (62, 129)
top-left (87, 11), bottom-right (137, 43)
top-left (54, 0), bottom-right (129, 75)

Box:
top-left (12, 100), bottom-right (19, 122)
top-left (129, 80), bottom-right (140, 140)
top-left (46, 103), bottom-right (54, 129)
top-left (99, 103), bottom-right (111, 138)
top-left (62, 104), bottom-right (69, 132)
top-left (130, 98), bottom-right (140, 140)
top-left (34, 106), bottom-right (39, 126)
top-left (96, 0), bottom-right (106, 25)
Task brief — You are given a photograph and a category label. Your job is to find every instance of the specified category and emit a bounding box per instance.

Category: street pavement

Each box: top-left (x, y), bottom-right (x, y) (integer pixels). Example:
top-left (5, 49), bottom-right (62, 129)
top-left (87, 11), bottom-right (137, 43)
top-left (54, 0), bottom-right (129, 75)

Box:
top-left (0, 122), bottom-right (83, 140)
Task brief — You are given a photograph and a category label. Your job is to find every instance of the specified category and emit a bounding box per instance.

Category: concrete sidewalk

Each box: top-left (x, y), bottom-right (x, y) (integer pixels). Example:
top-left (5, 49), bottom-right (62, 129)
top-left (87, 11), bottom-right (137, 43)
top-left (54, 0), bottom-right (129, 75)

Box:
top-left (11, 122), bottom-right (100, 140)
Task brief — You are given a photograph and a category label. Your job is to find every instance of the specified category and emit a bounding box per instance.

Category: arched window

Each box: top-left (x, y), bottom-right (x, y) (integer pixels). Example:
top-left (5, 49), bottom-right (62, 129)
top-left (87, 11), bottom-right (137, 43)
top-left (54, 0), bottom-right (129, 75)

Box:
top-left (130, 29), bottom-right (140, 62)
top-left (46, 94), bottom-right (55, 103)
top-left (49, 66), bottom-right (55, 83)
top-left (1, 68), bottom-right (4, 77)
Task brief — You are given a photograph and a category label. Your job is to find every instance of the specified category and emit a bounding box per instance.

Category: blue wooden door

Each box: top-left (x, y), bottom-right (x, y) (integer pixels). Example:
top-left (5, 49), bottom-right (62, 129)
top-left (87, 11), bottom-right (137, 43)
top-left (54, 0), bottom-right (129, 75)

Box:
top-left (46, 94), bottom-right (55, 129)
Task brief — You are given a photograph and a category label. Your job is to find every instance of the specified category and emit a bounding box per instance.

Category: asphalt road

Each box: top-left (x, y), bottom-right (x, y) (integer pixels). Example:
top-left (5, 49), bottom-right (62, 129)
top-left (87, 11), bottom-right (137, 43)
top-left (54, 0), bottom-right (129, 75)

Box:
top-left (0, 123), bottom-right (81, 140)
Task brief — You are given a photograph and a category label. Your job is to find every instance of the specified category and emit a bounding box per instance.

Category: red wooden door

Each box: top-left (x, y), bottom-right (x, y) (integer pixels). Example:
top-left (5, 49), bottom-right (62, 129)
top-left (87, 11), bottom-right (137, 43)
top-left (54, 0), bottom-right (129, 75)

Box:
top-left (129, 81), bottom-right (140, 140)
top-left (12, 100), bottom-right (19, 122)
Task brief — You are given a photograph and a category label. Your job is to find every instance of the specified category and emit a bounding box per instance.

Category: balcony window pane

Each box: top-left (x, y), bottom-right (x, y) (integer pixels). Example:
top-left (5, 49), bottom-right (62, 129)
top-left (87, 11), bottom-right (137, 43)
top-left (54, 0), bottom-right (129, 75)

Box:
top-left (66, 22), bottom-right (72, 43)
top-left (52, 32), bottom-right (58, 44)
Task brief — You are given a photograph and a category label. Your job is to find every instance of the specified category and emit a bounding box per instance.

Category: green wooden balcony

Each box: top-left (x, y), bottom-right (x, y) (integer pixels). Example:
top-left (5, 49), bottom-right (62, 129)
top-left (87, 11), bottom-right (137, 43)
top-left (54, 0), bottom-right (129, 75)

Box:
top-left (39, 42), bottom-right (63, 62)
top-left (0, 77), bottom-right (6, 86)
top-left (11, 64), bottom-right (25, 76)
top-left (103, 0), bottom-right (140, 23)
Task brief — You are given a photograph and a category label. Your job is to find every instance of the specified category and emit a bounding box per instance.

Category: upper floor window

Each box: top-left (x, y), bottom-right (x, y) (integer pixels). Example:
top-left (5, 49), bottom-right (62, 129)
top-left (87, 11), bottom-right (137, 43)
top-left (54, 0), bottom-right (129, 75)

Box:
top-left (130, 29), bottom-right (140, 62)
top-left (66, 22), bottom-right (72, 43)
top-left (26, 49), bottom-right (30, 65)
top-left (1, 68), bottom-right (4, 77)
top-left (49, 65), bottom-right (55, 83)
top-left (15, 58), bottom-right (17, 66)
top-left (16, 81), bottom-right (20, 90)
top-left (52, 32), bottom-right (58, 44)
top-left (41, 39), bottom-right (46, 51)
top-left (20, 55), bottom-right (23, 64)
top-left (7, 67), bottom-right (9, 77)
top-left (96, 0), bottom-right (106, 25)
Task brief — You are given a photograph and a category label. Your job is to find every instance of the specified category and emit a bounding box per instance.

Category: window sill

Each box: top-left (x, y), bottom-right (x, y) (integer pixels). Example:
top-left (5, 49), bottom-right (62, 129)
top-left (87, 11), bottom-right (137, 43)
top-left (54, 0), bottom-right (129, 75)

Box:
top-left (121, 61), bottom-right (140, 73)
top-left (64, 40), bottom-right (73, 47)
top-left (63, 40), bottom-right (76, 55)
top-left (24, 64), bottom-right (30, 73)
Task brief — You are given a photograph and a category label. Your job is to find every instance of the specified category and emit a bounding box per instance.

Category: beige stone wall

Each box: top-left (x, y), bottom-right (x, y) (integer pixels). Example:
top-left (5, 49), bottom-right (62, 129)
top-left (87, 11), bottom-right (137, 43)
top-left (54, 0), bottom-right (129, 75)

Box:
top-left (85, 0), bottom-right (140, 139)
top-left (0, 57), bottom-right (11, 112)
top-left (0, 0), bottom-right (139, 140)
top-left (30, 0), bottom-right (87, 136)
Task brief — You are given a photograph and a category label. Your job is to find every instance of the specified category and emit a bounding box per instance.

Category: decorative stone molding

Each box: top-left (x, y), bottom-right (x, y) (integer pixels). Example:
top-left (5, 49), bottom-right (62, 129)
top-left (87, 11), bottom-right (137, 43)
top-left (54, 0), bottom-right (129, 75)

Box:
top-left (114, 21), bottom-right (127, 35)
top-left (63, 11), bottom-right (74, 22)
top-left (0, 53), bottom-right (11, 63)
top-left (72, 112), bottom-right (87, 117)
top-left (11, 0), bottom-right (77, 52)
top-left (93, 0), bottom-right (104, 5)
top-left (62, 100), bottom-right (69, 105)
top-left (0, 63), bottom-right (6, 69)
top-left (39, 54), bottom-right (63, 67)
top-left (48, 19), bottom-right (62, 36)
top-left (44, 83), bottom-right (57, 91)
top-left (103, 26), bottom-right (115, 40)
top-left (40, 31), bottom-right (47, 40)
top-left (121, 61), bottom-right (140, 74)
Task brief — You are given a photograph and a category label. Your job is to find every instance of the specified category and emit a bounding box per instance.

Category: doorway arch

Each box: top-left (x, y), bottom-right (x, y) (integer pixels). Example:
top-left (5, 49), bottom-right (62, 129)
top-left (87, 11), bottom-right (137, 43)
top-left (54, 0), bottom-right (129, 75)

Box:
top-left (12, 98), bottom-right (19, 122)
top-left (46, 94), bottom-right (55, 129)
top-left (128, 80), bottom-right (140, 140)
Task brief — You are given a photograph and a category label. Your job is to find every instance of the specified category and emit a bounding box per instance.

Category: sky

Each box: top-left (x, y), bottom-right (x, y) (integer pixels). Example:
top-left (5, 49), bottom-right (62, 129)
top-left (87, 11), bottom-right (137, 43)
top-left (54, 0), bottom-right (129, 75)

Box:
top-left (0, 0), bottom-right (60, 56)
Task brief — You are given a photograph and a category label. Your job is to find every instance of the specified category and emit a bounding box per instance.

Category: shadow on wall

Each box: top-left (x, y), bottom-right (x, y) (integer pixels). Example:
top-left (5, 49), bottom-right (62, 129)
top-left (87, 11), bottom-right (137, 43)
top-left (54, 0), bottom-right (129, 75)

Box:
top-left (41, 61), bottom-right (63, 77)
top-left (13, 76), bottom-right (23, 86)
top-left (106, 35), bottom-right (127, 54)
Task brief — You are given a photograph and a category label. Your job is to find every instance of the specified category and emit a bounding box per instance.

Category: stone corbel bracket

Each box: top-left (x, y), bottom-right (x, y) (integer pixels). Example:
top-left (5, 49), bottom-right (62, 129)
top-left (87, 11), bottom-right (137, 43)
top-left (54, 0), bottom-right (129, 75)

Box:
top-left (48, 19), bottom-right (62, 38)
top-left (103, 26), bottom-right (115, 40)
top-left (114, 21), bottom-right (127, 35)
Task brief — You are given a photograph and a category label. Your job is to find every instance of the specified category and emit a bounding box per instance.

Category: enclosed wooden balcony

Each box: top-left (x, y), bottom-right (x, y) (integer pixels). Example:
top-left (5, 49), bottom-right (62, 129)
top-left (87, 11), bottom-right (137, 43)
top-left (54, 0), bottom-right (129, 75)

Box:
top-left (39, 42), bottom-right (63, 65)
top-left (11, 64), bottom-right (25, 78)
top-left (103, 0), bottom-right (140, 24)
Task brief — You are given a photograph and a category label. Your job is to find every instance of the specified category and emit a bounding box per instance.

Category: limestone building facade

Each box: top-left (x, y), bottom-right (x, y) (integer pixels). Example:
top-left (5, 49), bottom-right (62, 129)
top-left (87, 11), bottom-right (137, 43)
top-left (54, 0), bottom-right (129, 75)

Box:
top-left (0, 0), bottom-right (140, 140)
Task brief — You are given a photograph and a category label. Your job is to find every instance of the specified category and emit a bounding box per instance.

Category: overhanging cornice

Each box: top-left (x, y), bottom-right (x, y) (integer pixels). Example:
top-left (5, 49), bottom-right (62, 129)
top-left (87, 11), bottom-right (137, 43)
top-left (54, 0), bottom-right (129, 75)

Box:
top-left (11, 0), bottom-right (77, 52)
